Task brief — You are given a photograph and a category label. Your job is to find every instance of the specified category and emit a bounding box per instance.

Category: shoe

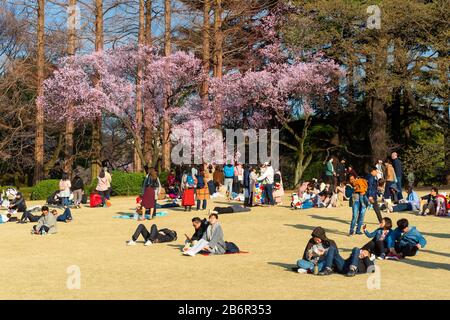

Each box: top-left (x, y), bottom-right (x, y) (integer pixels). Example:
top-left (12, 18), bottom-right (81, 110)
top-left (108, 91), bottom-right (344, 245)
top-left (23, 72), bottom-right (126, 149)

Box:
top-left (346, 269), bottom-right (357, 277)
top-left (144, 240), bottom-right (152, 246)
top-left (356, 231), bottom-right (363, 235)
top-left (385, 253), bottom-right (400, 261)
top-left (377, 253), bottom-right (386, 260)
top-left (318, 268), bottom-right (333, 276)
top-left (127, 240), bottom-right (137, 246)
top-left (297, 268), bottom-right (308, 274)
top-left (348, 232), bottom-right (354, 237)
top-left (369, 254), bottom-right (376, 261)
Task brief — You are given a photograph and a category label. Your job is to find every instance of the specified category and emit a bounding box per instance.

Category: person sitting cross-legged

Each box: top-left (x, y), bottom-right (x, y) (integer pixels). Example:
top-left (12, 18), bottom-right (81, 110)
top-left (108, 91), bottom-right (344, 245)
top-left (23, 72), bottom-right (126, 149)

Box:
top-left (31, 206), bottom-right (57, 235)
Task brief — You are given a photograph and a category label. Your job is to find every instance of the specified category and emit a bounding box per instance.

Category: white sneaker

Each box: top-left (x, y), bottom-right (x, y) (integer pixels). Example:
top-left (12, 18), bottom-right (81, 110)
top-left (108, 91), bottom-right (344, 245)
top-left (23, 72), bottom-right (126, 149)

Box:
top-left (127, 240), bottom-right (136, 246)
top-left (369, 254), bottom-right (376, 262)
top-left (144, 240), bottom-right (152, 246)
top-left (297, 268), bottom-right (308, 274)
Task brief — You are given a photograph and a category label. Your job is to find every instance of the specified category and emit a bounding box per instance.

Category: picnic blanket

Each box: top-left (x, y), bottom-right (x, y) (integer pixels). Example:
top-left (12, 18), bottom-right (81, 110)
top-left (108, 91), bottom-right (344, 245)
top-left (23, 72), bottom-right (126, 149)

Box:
top-left (112, 211), bottom-right (168, 220)
top-left (200, 251), bottom-right (249, 256)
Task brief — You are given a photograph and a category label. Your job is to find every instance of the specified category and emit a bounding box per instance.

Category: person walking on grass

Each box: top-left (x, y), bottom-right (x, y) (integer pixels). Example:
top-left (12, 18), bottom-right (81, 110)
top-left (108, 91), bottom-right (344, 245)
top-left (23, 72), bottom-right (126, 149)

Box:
top-left (348, 174), bottom-right (368, 236)
top-left (391, 152), bottom-right (404, 201)
top-left (59, 173), bottom-right (71, 207)
top-left (367, 166), bottom-right (383, 223)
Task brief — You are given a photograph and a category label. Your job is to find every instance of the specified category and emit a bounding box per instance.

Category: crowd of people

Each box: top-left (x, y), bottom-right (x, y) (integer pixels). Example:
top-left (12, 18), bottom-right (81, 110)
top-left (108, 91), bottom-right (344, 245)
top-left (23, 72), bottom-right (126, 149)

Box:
top-left (0, 151), bottom-right (448, 274)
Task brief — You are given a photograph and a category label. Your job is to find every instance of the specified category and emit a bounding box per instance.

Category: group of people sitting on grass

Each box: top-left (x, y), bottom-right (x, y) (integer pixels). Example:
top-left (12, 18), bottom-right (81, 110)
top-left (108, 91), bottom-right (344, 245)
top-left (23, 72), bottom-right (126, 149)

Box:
top-left (294, 217), bottom-right (427, 276)
top-left (126, 212), bottom-right (240, 256)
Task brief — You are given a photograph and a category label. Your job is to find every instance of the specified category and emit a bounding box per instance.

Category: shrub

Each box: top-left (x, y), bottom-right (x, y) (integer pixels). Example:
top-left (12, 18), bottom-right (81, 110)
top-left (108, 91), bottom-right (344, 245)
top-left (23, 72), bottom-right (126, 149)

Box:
top-left (109, 171), bottom-right (146, 196)
top-left (31, 180), bottom-right (60, 200)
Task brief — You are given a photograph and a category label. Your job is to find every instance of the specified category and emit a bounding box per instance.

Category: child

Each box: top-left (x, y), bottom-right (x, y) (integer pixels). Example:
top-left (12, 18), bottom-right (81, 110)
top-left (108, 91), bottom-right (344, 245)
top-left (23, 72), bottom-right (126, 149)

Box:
top-left (294, 227), bottom-right (337, 274)
top-left (361, 217), bottom-right (393, 260)
top-left (386, 218), bottom-right (427, 260)
top-left (59, 173), bottom-right (72, 207)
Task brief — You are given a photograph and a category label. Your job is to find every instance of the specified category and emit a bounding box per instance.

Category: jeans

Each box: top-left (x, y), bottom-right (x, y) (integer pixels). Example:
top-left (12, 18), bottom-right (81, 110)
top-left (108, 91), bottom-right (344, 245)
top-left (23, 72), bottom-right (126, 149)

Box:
top-left (57, 208), bottom-right (73, 222)
top-left (20, 211), bottom-right (40, 223)
top-left (393, 203), bottom-right (413, 212)
top-left (397, 181), bottom-right (403, 201)
top-left (350, 194), bottom-right (366, 234)
top-left (296, 259), bottom-right (326, 272)
top-left (61, 197), bottom-right (70, 207)
top-left (326, 246), bottom-right (360, 274)
top-left (72, 189), bottom-right (83, 205)
top-left (224, 178), bottom-right (233, 196)
top-left (263, 183), bottom-right (274, 205)
top-left (196, 199), bottom-right (207, 210)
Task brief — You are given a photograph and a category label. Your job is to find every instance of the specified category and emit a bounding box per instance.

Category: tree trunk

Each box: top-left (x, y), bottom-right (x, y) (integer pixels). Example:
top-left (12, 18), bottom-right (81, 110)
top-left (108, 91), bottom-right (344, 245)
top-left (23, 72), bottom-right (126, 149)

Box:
top-left (143, 0), bottom-right (153, 166)
top-left (64, 0), bottom-right (77, 175)
top-left (134, 0), bottom-right (145, 172)
top-left (91, 0), bottom-right (104, 182)
top-left (161, 0), bottom-right (172, 171)
top-left (445, 108), bottom-right (450, 185)
top-left (201, 0), bottom-right (211, 100)
top-left (34, 0), bottom-right (45, 184)
top-left (369, 96), bottom-right (388, 163)
top-left (213, 0), bottom-right (223, 126)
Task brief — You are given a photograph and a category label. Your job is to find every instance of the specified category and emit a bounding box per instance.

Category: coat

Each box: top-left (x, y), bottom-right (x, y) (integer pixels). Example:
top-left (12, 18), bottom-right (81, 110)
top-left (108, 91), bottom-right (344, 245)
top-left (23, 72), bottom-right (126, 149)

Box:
top-left (203, 222), bottom-right (226, 254)
top-left (36, 213), bottom-right (57, 234)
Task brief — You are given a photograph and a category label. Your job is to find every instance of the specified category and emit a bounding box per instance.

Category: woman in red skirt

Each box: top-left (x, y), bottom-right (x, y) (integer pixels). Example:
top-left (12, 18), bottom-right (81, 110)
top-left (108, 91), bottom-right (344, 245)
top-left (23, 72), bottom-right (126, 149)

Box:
top-left (141, 167), bottom-right (161, 219)
top-left (182, 169), bottom-right (196, 211)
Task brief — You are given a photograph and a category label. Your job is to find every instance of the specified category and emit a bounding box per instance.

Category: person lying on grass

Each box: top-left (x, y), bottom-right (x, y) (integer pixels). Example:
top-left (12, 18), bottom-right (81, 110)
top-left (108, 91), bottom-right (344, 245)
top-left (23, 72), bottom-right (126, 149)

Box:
top-left (183, 213), bottom-right (226, 256)
top-left (183, 217), bottom-right (209, 252)
top-left (317, 246), bottom-right (375, 277)
top-left (385, 218), bottom-right (427, 261)
top-left (31, 206), bottom-right (57, 235)
top-left (51, 208), bottom-right (73, 223)
top-left (127, 224), bottom-right (177, 246)
top-left (361, 217), bottom-right (393, 260)
top-left (294, 227), bottom-right (337, 274)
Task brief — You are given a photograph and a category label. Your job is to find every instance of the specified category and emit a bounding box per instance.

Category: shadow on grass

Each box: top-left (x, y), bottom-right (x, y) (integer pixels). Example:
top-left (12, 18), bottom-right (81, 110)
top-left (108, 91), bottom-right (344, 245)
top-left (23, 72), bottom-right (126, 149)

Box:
top-left (267, 262), bottom-right (297, 272)
top-left (284, 223), bottom-right (348, 236)
top-left (400, 258), bottom-right (450, 271)
top-left (420, 249), bottom-right (450, 259)
top-left (307, 214), bottom-right (379, 226)
top-left (422, 231), bottom-right (450, 240)
top-left (167, 244), bottom-right (185, 251)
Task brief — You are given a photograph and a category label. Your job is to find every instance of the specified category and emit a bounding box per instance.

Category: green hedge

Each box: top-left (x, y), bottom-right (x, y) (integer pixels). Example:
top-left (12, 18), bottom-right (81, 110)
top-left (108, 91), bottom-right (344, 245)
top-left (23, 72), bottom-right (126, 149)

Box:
top-left (109, 171), bottom-right (146, 196)
top-left (30, 180), bottom-right (60, 200)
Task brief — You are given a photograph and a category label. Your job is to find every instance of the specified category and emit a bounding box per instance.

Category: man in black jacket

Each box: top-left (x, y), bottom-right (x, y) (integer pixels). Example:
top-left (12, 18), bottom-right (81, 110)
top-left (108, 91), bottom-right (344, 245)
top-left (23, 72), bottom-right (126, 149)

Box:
top-left (391, 152), bottom-right (403, 201)
top-left (183, 217), bottom-right (209, 251)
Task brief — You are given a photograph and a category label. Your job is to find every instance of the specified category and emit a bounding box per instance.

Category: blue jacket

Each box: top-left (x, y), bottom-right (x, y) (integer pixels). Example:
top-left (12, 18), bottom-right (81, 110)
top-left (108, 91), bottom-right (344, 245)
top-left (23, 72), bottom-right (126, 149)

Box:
top-left (366, 174), bottom-right (378, 198)
top-left (223, 165), bottom-right (234, 178)
top-left (364, 227), bottom-right (391, 242)
top-left (387, 227), bottom-right (427, 249)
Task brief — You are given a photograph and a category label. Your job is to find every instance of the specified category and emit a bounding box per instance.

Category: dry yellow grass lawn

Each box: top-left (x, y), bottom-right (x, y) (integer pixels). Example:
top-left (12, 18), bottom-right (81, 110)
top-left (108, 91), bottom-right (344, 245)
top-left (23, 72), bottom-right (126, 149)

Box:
top-left (1, 192), bottom-right (449, 300)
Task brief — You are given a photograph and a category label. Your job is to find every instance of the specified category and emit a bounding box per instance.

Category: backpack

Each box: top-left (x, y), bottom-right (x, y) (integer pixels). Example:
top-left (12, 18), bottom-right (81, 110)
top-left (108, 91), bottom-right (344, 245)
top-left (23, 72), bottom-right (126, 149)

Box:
top-left (160, 228), bottom-right (177, 242)
top-left (186, 175), bottom-right (195, 187)
top-left (225, 241), bottom-right (240, 253)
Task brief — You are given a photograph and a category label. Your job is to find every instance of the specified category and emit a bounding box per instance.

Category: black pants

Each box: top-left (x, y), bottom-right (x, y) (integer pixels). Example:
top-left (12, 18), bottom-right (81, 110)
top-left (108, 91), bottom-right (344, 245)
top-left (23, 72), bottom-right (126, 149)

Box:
top-left (33, 225), bottom-right (49, 233)
top-left (20, 211), bottom-right (40, 223)
top-left (213, 206), bottom-right (234, 214)
top-left (371, 198), bottom-right (383, 223)
top-left (196, 200), bottom-right (207, 210)
top-left (362, 239), bottom-right (386, 256)
top-left (395, 243), bottom-right (419, 257)
top-left (132, 224), bottom-right (159, 242)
